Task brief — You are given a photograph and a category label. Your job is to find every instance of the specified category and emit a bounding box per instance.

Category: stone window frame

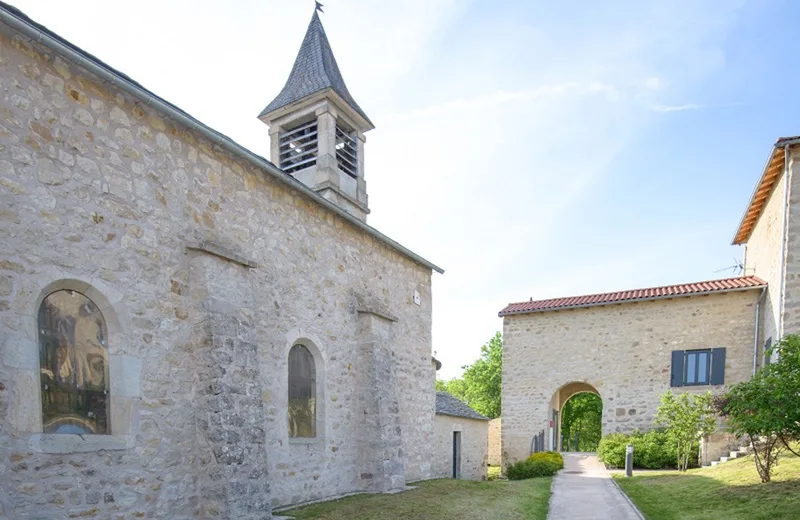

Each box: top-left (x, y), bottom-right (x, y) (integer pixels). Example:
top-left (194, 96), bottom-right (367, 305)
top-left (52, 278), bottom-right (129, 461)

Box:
top-left (284, 328), bottom-right (326, 448)
top-left (7, 276), bottom-right (141, 454)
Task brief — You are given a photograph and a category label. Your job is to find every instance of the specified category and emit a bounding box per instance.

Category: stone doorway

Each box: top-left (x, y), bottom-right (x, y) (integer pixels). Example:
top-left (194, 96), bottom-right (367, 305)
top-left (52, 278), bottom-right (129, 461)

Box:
top-left (548, 382), bottom-right (602, 452)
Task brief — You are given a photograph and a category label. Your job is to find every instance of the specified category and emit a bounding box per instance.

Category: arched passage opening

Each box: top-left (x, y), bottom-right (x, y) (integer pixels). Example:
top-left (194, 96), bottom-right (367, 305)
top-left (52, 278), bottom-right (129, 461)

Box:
top-left (548, 381), bottom-right (602, 452)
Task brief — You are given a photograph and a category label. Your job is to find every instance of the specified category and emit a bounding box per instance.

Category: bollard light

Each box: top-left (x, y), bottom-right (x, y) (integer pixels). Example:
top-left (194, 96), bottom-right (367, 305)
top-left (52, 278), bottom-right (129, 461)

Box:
top-left (625, 444), bottom-right (634, 477)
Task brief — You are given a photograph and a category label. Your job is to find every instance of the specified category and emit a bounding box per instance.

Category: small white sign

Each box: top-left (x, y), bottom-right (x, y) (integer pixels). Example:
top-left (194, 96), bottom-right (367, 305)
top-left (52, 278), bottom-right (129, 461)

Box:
top-left (413, 290), bottom-right (421, 306)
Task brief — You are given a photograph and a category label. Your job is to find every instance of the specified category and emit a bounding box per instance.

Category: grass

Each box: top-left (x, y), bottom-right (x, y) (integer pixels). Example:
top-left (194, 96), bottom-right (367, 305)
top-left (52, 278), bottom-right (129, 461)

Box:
top-left (614, 450), bottom-right (800, 520)
top-left (283, 477), bottom-right (552, 520)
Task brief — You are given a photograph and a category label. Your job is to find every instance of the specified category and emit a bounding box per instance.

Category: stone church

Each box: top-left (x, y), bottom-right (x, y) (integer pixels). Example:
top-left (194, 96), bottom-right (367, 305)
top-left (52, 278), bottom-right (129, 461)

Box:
top-left (0, 3), bottom-right (444, 518)
top-left (500, 136), bottom-right (800, 466)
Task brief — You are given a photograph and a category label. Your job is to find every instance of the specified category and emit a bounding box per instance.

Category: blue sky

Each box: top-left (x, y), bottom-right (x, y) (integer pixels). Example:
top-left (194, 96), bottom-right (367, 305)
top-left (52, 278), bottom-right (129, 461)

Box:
top-left (15, 0), bottom-right (800, 378)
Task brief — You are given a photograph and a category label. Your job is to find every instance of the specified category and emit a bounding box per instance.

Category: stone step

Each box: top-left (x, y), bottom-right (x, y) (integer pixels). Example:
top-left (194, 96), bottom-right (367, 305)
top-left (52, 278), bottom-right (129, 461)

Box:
top-left (710, 460), bottom-right (720, 466)
top-left (719, 457), bottom-right (730, 463)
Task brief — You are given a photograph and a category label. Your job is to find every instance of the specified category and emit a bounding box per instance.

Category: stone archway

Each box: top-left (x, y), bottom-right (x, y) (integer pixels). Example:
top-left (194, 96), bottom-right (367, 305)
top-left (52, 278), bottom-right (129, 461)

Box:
top-left (548, 382), bottom-right (602, 452)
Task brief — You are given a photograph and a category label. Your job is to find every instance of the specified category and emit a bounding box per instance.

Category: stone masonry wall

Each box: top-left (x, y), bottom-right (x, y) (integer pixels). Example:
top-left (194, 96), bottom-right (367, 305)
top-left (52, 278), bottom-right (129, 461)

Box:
top-left (743, 153), bottom-right (785, 362)
top-left (487, 418), bottom-right (501, 466)
top-left (0, 24), bottom-right (435, 518)
top-left (778, 149), bottom-right (800, 338)
top-left (432, 415), bottom-right (488, 481)
top-left (501, 290), bottom-right (759, 464)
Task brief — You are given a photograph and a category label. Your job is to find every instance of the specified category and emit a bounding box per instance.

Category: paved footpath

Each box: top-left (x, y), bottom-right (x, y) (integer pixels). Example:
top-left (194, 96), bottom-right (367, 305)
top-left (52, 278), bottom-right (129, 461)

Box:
top-left (547, 452), bottom-right (644, 520)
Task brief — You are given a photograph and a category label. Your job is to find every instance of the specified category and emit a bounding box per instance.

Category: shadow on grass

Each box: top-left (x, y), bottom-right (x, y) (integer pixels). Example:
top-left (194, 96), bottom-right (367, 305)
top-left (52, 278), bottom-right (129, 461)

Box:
top-left (615, 464), bottom-right (800, 520)
top-left (283, 477), bottom-right (552, 520)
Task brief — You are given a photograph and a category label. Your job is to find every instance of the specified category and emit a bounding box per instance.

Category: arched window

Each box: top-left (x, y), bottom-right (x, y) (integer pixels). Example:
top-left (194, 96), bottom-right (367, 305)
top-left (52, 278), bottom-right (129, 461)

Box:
top-left (288, 344), bottom-right (316, 438)
top-left (38, 290), bottom-right (109, 434)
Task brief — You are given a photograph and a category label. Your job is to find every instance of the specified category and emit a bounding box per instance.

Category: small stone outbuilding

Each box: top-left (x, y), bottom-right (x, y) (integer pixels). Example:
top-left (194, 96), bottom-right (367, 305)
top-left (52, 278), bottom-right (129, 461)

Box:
top-left (433, 392), bottom-right (489, 480)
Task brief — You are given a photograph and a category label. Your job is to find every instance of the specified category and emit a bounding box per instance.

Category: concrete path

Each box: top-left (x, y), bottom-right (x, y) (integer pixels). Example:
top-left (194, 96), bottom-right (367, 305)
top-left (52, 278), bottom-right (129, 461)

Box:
top-left (547, 453), bottom-right (644, 520)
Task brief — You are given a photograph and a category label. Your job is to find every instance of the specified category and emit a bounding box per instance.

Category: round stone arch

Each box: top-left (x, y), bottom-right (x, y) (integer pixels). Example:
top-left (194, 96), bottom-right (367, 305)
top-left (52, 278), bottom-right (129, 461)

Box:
top-left (548, 381), bottom-right (602, 452)
top-left (283, 328), bottom-right (327, 447)
top-left (4, 275), bottom-right (140, 452)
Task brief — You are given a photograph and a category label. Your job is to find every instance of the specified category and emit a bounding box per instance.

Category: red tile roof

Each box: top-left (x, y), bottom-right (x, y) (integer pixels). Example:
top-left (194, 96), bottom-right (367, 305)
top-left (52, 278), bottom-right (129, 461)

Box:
top-left (498, 276), bottom-right (766, 317)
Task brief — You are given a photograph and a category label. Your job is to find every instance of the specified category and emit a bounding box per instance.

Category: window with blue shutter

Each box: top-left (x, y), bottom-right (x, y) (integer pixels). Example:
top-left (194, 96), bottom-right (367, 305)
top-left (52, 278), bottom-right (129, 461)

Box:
top-left (670, 348), bottom-right (726, 386)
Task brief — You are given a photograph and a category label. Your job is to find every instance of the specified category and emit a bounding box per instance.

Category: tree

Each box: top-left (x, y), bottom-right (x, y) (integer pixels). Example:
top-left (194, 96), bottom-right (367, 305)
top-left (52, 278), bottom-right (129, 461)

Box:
top-left (719, 334), bottom-right (800, 482)
top-left (561, 393), bottom-right (602, 451)
top-left (461, 332), bottom-right (502, 419)
top-left (434, 332), bottom-right (503, 419)
top-left (654, 391), bottom-right (716, 471)
top-left (436, 377), bottom-right (468, 403)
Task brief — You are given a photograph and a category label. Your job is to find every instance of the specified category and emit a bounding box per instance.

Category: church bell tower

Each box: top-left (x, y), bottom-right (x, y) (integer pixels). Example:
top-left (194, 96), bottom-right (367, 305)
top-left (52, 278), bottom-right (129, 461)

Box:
top-left (258, 6), bottom-right (373, 222)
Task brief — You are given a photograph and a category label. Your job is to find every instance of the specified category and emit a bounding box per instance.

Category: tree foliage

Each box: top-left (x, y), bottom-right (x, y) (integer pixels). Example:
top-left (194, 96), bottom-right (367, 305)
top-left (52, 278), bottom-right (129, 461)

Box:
top-left (561, 393), bottom-right (602, 451)
top-left (719, 334), bottom-right (800, 482)
top-left (435, 332), bottom-right (502, 419)
top-left (654, 391), bottom-right (716, 471)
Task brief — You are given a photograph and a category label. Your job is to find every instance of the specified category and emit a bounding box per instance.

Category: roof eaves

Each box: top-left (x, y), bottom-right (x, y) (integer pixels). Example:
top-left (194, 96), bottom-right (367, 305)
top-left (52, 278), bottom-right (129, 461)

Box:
top-left (435, 411), bottom-right (490, 422)
top-left (0, 2), bottom-right (442, 275)
top-left (499, 280), bottom-right (766, 317)
top-left (732, 137), bottom-right (800, 245)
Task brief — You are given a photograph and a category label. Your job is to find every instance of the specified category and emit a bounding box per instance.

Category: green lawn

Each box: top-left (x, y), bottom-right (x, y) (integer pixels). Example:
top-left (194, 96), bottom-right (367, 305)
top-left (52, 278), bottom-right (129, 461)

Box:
top-left (282, 477), bottom-right (552, 520)
top-left (614, 451), bottom-right (800, 520)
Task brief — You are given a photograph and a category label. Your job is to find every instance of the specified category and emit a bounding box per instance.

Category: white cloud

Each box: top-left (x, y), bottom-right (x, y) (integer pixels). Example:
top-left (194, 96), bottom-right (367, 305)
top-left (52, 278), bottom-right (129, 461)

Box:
top-left (651, 103), bottom-right (703, 113)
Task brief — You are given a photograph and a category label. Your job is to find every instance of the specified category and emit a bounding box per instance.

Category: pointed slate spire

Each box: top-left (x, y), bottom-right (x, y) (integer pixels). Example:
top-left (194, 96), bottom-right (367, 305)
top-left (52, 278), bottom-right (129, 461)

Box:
top-left (259, 9), bottom-right (373, 127)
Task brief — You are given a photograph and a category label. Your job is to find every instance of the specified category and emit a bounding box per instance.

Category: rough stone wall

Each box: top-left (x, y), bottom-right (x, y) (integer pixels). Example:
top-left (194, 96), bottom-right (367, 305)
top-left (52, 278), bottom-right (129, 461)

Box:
top-left (0, 25), bottom-right (434, 518)
top-left (432, 415), bottom-right (488, 481)
top-left (778, 149), bottom-right (800, 339)
top-left (501, 290), bottom-right (759, 464)
top-left (743, 156), bottom-right (785, 361)
top-left (487, 418), bottom-right (501, 466)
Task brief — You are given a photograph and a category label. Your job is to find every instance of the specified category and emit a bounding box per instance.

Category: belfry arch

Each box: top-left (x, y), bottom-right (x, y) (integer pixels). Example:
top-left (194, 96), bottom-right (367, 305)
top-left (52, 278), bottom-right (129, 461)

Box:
top-left (548, 381), bottom-right (602, 452)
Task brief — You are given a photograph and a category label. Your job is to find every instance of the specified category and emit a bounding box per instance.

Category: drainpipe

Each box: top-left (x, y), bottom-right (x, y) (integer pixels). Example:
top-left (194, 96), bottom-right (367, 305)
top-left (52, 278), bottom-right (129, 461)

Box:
top-left (753, 286), bottom-right (766, 375)
top-left (778, 144), bottom-right (790, 341)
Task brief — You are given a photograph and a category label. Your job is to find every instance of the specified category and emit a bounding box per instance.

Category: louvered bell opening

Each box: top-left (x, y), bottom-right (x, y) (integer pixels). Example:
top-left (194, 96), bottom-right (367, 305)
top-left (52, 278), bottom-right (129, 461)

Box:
top-left (335, 124), bottom-right (358, 178)
top-left (279, 120), bottom-right (318, 174)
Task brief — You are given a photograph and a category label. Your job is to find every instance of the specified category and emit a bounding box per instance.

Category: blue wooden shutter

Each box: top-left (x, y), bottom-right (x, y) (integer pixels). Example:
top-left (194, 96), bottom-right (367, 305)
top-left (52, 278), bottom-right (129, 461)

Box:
top-left (710, 348), bottom-right (726, 385)
top-left (670, 350), bottom-right (684, 387)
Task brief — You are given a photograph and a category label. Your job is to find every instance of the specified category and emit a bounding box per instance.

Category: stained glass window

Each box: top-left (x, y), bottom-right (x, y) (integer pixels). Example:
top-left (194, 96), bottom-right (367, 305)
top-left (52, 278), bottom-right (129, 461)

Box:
top-left (38, 290), bottom-right (109, 434)
top-left (288, 344), bottom-right (316, 438)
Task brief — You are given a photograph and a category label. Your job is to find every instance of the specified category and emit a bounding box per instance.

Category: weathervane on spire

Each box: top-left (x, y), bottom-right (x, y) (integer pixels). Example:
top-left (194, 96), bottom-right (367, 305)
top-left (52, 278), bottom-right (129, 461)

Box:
top-left (315, 1), bottom-right (324, 13)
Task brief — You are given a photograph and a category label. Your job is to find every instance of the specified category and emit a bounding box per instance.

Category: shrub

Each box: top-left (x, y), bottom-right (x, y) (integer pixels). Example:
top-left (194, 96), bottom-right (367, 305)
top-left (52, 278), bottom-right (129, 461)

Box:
top-left (507, 452), bottom-right (563, 480)
top-left (526, 451), bottom-right (565, 468)
top-left (597, 430), bottom-right (698, 470)
top-left (655, 391), bottom-right (716, 471)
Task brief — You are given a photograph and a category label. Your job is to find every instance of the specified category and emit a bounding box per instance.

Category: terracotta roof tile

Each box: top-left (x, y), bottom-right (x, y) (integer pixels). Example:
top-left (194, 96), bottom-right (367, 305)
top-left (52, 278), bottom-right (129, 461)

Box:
top-left (499, 276), bottom-right (766, 316)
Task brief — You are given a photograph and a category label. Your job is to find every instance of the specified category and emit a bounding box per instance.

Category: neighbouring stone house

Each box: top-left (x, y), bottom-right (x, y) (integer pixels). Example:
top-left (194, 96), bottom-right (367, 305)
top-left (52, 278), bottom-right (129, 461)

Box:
top-left (433, 392), bottom-right (489, 481)
top-left (499, 136), bottom-right (800, 466)
top-left (0, 3), bottom-right (444, 519)
top-left (487, 418), bottom-right (501, 466)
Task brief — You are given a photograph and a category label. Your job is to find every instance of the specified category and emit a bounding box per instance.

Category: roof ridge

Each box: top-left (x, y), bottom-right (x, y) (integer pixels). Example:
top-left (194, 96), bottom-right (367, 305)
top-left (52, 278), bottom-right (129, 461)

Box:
top-left (499, 275), bottom-right (766, 316)
top-left (505, 275), bottom-right (763, 307)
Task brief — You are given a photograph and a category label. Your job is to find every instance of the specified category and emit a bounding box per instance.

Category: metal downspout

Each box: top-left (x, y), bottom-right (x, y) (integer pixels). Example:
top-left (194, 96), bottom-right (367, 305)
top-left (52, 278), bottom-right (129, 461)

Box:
top-left (753, 286), bottom-right (766, 375)
top-left (778, 145), bottom-right (791, 340)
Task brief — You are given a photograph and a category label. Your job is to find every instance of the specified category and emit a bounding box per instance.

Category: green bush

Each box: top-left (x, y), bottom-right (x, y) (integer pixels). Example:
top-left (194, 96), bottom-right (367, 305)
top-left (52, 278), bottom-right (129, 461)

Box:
top-left (526, 451), bottom-right (565, 468)
top-left (597, 430), bottom-right (698, 469)
top-left (507, 451), bottom-right (564, 480)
